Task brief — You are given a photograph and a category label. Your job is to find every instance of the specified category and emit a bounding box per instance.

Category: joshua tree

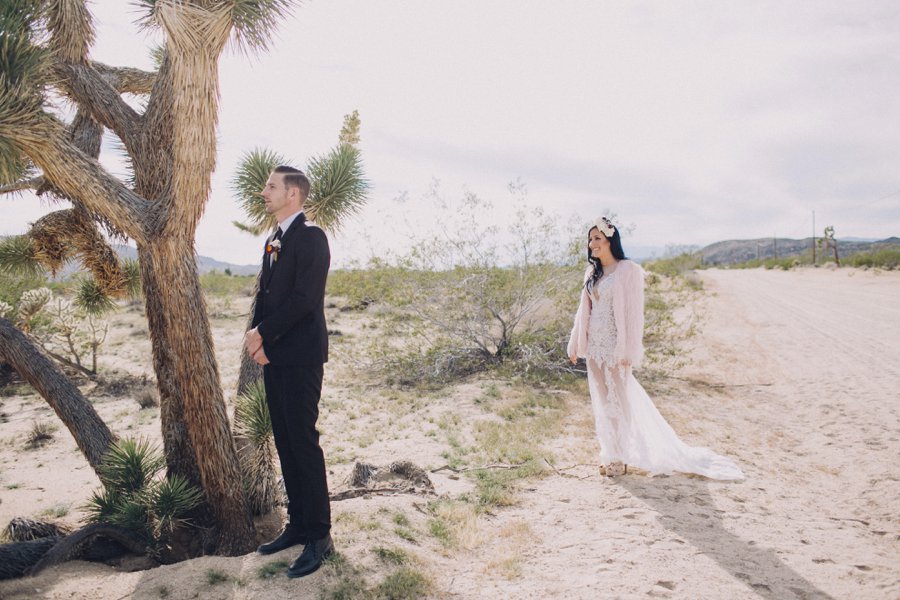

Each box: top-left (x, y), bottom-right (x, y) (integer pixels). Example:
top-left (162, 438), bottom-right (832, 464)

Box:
top-left (818, 225), bottom-right (841, 266)
top-left (0, 0), bottom-right (303, 554)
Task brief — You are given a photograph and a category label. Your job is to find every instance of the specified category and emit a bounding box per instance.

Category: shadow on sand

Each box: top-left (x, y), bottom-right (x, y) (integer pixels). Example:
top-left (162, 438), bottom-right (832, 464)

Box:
top-left (616, 475), bottom-right (834, 600)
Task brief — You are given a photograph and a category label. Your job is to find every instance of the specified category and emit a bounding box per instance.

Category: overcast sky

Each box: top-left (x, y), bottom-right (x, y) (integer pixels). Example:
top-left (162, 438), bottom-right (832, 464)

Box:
top-left (4, 0), bottom-right (899, 266)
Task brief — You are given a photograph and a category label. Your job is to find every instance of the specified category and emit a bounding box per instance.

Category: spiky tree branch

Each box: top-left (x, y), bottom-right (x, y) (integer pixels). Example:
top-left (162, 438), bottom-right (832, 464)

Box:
top-left (54, 62), bottom-right (143, 151)
top-left (0, 317), bottom-right (115, 476)
top-left (0, 176), bottom-right (43, 195)
top-left (92, 62), bottom-right (157, 94)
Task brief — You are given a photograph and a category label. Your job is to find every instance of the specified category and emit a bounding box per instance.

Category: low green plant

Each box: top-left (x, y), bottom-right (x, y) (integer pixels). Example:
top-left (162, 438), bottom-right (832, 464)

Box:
top-left (257, 559), bottom-right (290, 579)
top-left (205, 568), bottom-right (229, 585)
top-left (644, 251), bottom-right (705, 277)
top-left (844, 247), bottom-right (900, 269)
top-left (373, 567), bottom-right (432, 600)
top-left (84, 438), bottom-right (203, 547)
top-left (38, 502), bottom-right (70, 518)
top-left (233, 379), bottom-right (279, 515)
top-left (373, 546), bottom-right (408, 565)
top-left (26, 420), bottom-right (57, 448)
top-left (199, 271), bottom-right (255, 297)
top-left (319, 552), bottom-right (370, 600)
top-left (394, 526), bottom-right (417, 543)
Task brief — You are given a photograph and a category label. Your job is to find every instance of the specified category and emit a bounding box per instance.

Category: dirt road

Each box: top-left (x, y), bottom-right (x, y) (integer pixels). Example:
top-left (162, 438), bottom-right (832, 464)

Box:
top-left (445, 267), bottom-right (900, 599)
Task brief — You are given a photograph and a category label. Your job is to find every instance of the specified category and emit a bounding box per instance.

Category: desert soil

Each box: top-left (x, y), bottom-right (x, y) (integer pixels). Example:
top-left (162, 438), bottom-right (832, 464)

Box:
top-left (0, 266), bottom-right (898, 599)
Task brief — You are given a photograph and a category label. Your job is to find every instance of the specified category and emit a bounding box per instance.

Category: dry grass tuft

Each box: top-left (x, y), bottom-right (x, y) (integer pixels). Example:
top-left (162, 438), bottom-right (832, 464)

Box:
top-left (26, 420), bottom-right (57, 448)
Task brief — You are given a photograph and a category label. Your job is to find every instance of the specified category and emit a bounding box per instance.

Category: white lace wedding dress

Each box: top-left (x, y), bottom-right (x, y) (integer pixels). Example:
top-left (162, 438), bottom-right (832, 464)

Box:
top-left (583, 273), bottom-right (743, 480)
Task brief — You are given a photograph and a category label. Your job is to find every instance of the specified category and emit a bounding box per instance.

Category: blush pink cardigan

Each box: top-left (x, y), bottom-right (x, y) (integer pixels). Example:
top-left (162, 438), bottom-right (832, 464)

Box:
top-left (566, 259), bottom-right (646, 368)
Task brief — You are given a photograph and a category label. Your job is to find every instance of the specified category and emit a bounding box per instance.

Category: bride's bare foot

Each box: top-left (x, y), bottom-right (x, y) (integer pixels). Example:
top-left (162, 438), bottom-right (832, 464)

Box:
top-left (598, 464), bottom-right (608, 477)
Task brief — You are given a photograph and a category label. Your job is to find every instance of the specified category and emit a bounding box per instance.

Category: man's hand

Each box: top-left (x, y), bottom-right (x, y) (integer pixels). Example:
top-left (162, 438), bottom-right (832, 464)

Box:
top-left (252, 346), bottom-right (270, 366)
top-left (244, 327), bottom-right (263, 356)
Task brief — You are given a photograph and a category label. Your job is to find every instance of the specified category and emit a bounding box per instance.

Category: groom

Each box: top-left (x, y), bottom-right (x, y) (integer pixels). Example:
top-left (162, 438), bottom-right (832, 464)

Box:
top-left (244, 165), bottom-right (333, 578)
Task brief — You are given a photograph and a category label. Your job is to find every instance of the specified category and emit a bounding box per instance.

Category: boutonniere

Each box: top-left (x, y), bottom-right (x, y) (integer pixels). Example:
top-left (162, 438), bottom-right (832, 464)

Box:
top-left (266, 238), bottom-right (282, 262)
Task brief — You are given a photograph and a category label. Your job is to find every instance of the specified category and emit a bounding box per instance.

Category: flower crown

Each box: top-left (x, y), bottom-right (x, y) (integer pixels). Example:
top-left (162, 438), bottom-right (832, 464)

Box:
top-left (595, 216), bottom-right (616, 237)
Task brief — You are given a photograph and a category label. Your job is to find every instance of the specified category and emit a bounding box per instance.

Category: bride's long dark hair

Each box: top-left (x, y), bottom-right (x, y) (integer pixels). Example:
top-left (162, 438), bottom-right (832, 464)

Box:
top-left (586, 225), bottom-right (628, 293)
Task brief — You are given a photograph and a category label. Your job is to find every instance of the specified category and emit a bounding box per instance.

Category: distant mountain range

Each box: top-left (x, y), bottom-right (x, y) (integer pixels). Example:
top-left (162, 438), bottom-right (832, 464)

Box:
top-left (697, 237), bottom-right (900, 266)
top-left (111, 245), bottom-right (259, 276)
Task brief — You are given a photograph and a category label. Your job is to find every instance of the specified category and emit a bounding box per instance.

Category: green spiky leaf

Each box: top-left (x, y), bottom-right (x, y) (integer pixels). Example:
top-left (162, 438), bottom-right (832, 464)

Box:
top-left (99, 438), bottom-right (165, 495)
top-left (75, 277), bottom-right (116, 316)
top-left (121, 258), bottom-right (142, 299)
top-left (84, 487), bottom-right (126, 523)
top-left (147, 474), bottom-right (203, 533)
top-left (0, 0), bottom-right (51, 184)
top-left (234, 379), bottom-right (271, 445)
top-left (0, 235), bottom-right (41, 276)
top-left (230, 0), bottom-right (295, 52)
top-left (231, 147), bottom-right (284, 234)
top-left (305, 143), bottom-right (369, 233)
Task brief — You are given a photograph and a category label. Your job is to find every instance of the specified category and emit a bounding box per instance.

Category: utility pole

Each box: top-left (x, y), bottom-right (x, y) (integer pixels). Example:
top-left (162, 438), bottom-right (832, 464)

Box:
top-left (812, 210), bottom-right (816, 265)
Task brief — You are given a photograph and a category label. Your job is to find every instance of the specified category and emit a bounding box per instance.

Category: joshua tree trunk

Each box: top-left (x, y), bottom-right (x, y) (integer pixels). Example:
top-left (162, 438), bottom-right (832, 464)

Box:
top-left (140, 239), bottom-right (253, 552)
top-left (0, 318), bottom-right (115, 476)
top-left (0, 0), bottom-right (265, 555)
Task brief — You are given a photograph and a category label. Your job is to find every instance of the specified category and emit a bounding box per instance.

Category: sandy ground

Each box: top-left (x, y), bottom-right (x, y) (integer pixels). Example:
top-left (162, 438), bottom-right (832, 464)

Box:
top-left (0, 267), bottom-right (898, 599)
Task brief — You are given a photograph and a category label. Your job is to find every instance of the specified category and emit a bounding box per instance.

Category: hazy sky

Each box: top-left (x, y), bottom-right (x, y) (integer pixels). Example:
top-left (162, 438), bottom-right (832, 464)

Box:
top-left (4, 0), bottom-right (899, 266)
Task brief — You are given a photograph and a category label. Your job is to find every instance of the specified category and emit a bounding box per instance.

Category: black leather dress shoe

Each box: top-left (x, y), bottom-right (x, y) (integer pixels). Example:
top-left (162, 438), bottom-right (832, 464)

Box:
top-left (257, 526), bottom-right (308, 555)
top-left (287, 534), bottom-right (334, 578)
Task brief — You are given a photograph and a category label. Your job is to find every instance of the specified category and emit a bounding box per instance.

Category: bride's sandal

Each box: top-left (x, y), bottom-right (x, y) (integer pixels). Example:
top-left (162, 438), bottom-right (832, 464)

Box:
top-left (607, 461), bottom-right (626, 476)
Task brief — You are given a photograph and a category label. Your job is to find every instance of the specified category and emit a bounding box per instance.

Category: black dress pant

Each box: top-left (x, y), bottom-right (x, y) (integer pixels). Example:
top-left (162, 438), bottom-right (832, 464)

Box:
top-left (263, 362), bottom-right (331, 539)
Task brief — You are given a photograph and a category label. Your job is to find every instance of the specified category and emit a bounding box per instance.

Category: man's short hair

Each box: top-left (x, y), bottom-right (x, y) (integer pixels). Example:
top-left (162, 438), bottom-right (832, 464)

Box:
top-left (274, 165), bottom-right (311, 200)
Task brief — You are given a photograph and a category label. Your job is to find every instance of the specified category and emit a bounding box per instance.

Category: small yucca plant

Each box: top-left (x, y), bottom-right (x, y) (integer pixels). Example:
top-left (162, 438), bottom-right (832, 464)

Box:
top-left (98, 438), bottom-right (165, 495)
top-left (234, 380), bottom-right (280, 515)
top-left (85, 438), bottom-right (202, 546)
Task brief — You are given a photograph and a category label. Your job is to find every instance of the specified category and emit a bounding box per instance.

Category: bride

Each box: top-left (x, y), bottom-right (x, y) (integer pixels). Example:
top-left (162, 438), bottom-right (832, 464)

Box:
top-left (567, 217), bottom-right (743, 480)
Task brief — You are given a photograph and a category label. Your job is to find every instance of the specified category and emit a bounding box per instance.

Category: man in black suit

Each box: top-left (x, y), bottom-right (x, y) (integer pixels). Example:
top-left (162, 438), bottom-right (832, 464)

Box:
top-left (244, 165), bottom-right (333, 578)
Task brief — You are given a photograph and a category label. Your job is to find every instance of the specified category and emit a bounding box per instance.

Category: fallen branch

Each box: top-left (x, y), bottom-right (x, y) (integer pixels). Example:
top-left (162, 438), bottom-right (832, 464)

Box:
top-left (29, 523), bottom-right (148, 576)
top-left (430, 462), bottom-right (526, 474)
top-left (329, 487), bottom-right (435, 502)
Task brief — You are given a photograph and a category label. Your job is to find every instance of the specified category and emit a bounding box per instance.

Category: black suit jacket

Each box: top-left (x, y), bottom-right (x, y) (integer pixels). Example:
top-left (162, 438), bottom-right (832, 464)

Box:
top-left (252, 213), bottom-right (330, 366)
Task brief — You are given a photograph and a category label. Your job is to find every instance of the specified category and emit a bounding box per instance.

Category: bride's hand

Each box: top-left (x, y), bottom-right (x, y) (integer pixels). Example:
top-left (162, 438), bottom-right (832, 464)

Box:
top-left (618, 358), bottom-right (631, 368)
top-left (569, 354), bottom-right (578, 365)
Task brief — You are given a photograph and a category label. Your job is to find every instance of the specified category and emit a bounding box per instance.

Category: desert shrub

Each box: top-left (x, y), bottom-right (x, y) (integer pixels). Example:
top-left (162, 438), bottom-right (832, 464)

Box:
top-left (373, 567), bottom-right (432, 599)
top-left (327, 261), bottom-right (413, 309)
top-left (199, 271), bottom-right (255, 296)
top-left (26, 420), bottom-right (57, 448)
top-left (727, 256), bottom-right (805, 270)
top-left (205, 569), bottom-right (230, 585)
top-left (136, 387), bottom-right (159, 409)
top-left (844, 247), bottom-right (900, 269)
top-left (0, 269), bottom-right (48, 309)
top-left (644, 251), bottom-right (705, 278)
top-left (354, 189), bottom-right (583, 388)
top-left (84, 438), bottom-right (202, 546)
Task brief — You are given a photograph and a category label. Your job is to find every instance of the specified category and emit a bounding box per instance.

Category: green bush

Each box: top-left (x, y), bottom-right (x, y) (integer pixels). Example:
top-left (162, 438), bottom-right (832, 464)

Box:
top-left (844, 247), bottom-right (900, 269)
top-left (84, 438), bottom-right (203, 545)
top-left (644, 252), bottom-right (705, 277)
top-left (199, 271), bottom-right (255, 296)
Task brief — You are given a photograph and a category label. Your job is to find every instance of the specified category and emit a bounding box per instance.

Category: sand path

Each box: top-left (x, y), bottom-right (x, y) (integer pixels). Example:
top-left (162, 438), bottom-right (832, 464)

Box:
top-left (441, 267), bottom-right (900, 599)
